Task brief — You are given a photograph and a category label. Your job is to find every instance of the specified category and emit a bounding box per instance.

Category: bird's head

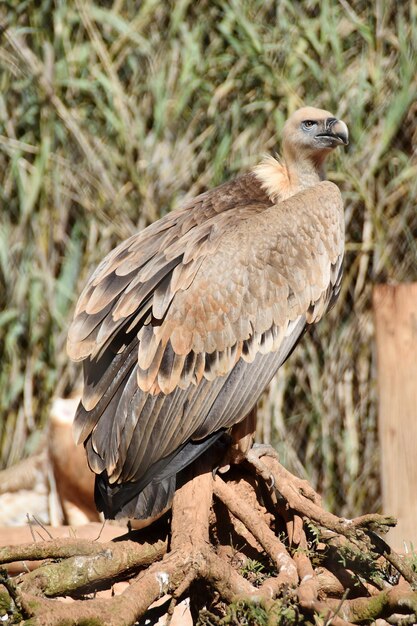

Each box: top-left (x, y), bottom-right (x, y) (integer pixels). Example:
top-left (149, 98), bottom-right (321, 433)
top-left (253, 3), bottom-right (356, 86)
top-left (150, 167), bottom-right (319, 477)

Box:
top-left (282, 106), bottom-right (348, 168)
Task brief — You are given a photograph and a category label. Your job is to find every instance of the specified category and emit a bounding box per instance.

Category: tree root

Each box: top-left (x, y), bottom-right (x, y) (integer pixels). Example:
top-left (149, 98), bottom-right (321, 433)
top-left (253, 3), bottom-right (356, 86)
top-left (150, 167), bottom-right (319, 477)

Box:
top-left (0, 455), bottom-right (415, 625)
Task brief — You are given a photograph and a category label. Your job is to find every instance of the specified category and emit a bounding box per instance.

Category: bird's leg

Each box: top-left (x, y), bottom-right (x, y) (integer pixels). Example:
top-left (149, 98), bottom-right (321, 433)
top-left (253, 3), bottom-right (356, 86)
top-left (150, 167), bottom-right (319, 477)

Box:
top-left (245, 447), bottom-right (322, 508)
top-left (260, 455), bottom-right (323, 507)
top-left (220, 407), bottom-right (258, 471)
top-left (248, 442), bottom-right (280, 461)
top-left (243, 442), bottom-right (281, 493)
top-left (245, 446), bottom-right (277, 489)
top-left (219, 408), bottom-right (280, 489)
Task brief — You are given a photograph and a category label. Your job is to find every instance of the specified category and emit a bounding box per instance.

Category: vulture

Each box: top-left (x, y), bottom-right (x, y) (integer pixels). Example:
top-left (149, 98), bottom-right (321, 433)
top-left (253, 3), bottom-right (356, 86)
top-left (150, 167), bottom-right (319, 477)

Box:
top-left (67, 106), bottom-right (348, 521)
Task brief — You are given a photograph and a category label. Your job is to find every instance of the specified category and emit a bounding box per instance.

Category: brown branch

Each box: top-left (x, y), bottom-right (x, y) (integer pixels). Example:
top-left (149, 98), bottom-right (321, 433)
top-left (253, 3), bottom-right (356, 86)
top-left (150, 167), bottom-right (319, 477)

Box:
top-left (0, 535), bottom-right (163, 564)
top-left (200, 546), bottom-right (258, 601)
top-left (213, 474), bottom-right (298, 588)
top-left (19, 538), bottom-right (167, 597)
top-left (367, 531), bottom-right (417, 589)
top-left (293, 532), bottom-right (319, 606)
top-left (2, 453), bottom-right (416, 625)
top-left (18, 549), bottom-right (192, 626)
top-left (285, 510), bottom-right (304, 546)
top-left (170, 457), bottom-right (213, 549)
top-left (300, 597), bottom-right (356, 626)
top-left (170, 459), bottom-right (258, 602)
top-left (301, 583), bottom-right (417, 624)
top-left (262, 457), bottom-right (395, 536)
top-left (315, 566), bottom-right (347, 596)
top-left (259, 456), bottom-right (416, 589)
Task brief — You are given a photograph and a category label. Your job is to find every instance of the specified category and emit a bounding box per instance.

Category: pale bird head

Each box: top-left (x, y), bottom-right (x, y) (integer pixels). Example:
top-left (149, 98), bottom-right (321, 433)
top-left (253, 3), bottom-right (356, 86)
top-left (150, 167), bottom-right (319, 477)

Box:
top-left (282, 106), bottom-right (348, 164)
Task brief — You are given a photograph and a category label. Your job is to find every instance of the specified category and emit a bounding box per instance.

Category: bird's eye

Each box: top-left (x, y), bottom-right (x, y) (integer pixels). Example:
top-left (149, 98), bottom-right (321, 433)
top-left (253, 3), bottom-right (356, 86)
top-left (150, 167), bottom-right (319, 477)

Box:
top-left (302, 120), bottom-right (317, 130)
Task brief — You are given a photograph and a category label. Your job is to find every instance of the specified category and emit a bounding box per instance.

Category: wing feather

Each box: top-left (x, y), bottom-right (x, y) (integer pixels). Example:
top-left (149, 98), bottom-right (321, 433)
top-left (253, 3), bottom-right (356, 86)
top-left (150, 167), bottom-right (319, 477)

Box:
top-left (80, 309), bottom-right (306, 494)
top-left (69, 175), bottom-right (344, 518)
top-left (134, 181), bottom-right (344, 393)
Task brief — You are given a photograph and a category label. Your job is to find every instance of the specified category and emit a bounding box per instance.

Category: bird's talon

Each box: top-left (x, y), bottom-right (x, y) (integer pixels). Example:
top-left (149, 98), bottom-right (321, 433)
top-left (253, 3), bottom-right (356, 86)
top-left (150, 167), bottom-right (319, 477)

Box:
top-left (214, 463), bottom-right (230, 476)
top-left (249, 443), bottom-right (280, 462)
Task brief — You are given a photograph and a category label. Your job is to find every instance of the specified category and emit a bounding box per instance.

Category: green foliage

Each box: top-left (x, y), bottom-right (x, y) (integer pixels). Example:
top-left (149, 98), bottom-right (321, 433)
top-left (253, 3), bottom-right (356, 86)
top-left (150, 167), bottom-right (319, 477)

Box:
top-left (1, 1), bottom-right (416, 515)
top-left (0, 586), bottom-right (11, 615)
top-left (197, 600), bottom-right (270, 626)
top-left (198, 596), bottom-right (305, 625)
top-left (239, 557), bottom-right (268, 586)
top-left (304, 521), bottom-right (320, 552)
top-left (0, 570), bottom-right (22, 624)
top-left (336, 540), bottom-right (396, 588)
top-left (404, 543), bottom-right (417, 574)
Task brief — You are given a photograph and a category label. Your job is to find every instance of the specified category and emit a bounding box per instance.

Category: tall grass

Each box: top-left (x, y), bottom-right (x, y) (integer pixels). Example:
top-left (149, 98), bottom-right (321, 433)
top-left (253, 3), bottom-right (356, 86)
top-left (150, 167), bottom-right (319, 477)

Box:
top-left (1, 0), bottom-right (416, 515)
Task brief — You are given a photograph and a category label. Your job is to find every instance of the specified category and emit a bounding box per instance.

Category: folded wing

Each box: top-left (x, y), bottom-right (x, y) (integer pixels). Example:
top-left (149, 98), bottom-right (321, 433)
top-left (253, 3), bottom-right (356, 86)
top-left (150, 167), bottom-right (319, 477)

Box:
top-left (68, 179), bottom-right (344, 518)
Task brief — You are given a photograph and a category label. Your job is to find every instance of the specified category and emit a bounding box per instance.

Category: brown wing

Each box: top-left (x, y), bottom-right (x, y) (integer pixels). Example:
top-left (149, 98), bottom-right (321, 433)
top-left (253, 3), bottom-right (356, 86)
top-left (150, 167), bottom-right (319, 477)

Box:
top-left (68, 179), bottom-right (344, 518)
top-left (67, 172), bottom-right (270, 394)
top-left (136, 180), bottom-right (344, 396)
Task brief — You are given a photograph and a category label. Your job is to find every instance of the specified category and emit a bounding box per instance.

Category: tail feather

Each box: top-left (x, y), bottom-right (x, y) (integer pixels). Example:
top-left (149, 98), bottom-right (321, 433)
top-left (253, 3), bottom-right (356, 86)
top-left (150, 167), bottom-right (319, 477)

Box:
top-left (95, 472), bottom-right (176, 520)
top-left (94, 430), bottom-right (227, 520)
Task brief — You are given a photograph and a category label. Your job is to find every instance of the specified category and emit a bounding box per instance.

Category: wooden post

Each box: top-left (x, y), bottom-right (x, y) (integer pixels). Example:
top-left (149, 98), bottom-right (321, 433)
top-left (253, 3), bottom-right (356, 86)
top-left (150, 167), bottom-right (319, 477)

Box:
top-left (373, 283), bottom-right (417, 551)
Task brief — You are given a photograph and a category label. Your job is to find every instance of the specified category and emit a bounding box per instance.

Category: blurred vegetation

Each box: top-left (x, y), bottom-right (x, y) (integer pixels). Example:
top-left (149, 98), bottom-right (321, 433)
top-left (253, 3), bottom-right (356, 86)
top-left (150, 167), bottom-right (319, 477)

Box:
top-left (1, 0), bottom-right (416, 516)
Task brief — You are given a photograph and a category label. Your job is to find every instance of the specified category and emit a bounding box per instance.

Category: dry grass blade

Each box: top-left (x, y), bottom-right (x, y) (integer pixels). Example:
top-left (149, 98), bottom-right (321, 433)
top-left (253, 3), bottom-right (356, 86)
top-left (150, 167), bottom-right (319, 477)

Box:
top-left (1, 1), bottom-right (416, 523)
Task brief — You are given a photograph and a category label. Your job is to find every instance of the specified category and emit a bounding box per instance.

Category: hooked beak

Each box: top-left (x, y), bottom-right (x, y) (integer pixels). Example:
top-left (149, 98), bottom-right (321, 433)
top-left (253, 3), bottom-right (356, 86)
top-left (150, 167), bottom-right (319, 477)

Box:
top-left (316, 119), bottom-right (349, 147)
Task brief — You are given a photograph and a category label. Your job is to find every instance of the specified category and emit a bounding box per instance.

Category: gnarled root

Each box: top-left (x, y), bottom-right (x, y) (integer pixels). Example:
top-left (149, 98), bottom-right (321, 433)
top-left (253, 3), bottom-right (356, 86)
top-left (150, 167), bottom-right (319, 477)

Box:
top-left (0, 454), bottom-right (414, 625)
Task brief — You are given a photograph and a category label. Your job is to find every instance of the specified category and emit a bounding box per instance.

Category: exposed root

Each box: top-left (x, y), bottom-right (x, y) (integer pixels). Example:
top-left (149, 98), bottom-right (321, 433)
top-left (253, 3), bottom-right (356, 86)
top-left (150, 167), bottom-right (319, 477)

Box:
top-left (0, 454), bottom-right (415, 625)
top-left (213, 475), bottom-right (298, 589)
